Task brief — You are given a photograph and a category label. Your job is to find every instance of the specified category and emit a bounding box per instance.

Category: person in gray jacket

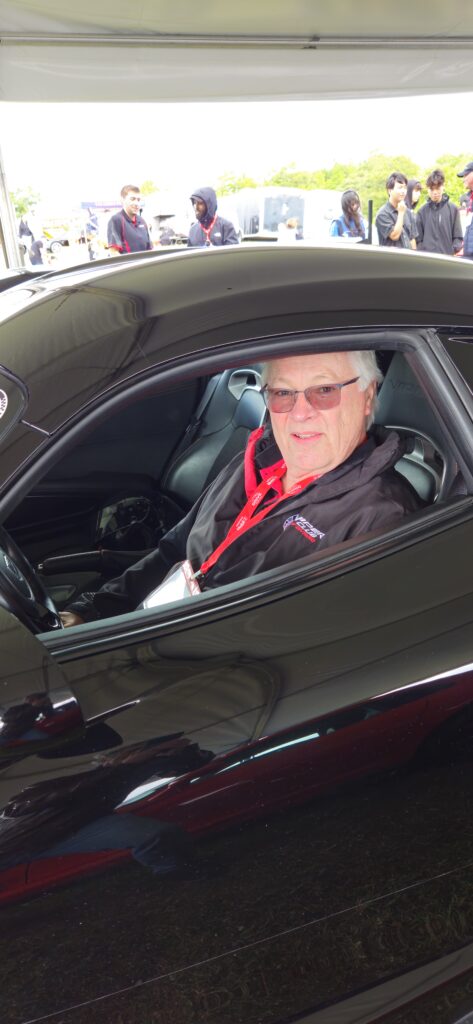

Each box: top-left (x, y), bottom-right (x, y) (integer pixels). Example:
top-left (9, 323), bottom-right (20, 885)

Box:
top-left (416, 169), bottom-right (463, 256)
top-left (188, 187), bottom-right (239, 247)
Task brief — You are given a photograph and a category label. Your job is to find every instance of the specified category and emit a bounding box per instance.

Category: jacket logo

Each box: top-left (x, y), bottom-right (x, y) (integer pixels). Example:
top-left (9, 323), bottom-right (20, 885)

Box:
top-left (283, 514), bottom-right (325, 543)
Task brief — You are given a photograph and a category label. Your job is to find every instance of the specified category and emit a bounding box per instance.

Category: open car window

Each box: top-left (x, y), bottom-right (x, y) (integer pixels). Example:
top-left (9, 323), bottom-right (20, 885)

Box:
top-left (2, 332), bottom-right (472, 644)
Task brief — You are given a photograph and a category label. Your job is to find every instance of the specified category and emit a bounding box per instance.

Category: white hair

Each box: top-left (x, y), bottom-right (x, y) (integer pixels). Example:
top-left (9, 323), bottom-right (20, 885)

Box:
top-left (347, 351), bottom-right (383, 428)
top-left (261, 350), bottom-right (383, 428)
top-left (347, 350), bottom-right (384, 391)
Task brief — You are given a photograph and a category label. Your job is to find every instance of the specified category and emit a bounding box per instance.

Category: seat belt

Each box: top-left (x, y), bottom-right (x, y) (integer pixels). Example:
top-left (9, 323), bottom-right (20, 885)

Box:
top-left (163, 374), bottom-right (220, 473)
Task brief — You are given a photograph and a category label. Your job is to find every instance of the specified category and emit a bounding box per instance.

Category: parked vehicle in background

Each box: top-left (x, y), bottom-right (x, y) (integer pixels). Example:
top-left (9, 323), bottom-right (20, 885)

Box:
top-left (219, 186), bottom-right (342, 242)
top-left (44, 235), bottom-right (70, 254)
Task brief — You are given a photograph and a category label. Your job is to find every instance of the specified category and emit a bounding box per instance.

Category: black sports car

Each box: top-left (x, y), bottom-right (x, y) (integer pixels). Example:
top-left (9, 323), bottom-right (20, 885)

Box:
top-left (1, 244), bottom-right (473, 1024)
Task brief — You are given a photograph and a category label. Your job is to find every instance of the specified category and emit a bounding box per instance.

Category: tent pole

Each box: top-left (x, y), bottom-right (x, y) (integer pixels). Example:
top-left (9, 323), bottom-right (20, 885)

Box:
top-left (0, 145), bottom-right (22, 269)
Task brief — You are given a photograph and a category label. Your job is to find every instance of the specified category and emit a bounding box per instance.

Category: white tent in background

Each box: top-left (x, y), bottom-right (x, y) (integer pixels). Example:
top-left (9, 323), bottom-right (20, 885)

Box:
top-left (1, 1), bottom-right (473, 264)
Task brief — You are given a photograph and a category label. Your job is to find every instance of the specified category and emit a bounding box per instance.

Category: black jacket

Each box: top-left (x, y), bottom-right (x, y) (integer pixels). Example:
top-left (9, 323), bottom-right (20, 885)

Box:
top-left (188, 187), bottom-right (239, 247)
top-left (70, 428), bottom-right (422, 622)
top-left (416, 194), bottom-right (463, 255)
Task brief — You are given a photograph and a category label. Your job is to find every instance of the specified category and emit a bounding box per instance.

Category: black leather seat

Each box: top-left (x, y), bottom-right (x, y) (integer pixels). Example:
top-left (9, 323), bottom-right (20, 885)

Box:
top-left (375, 352), bottom-right (460, 502)
top-left (161, 368), bottom-right (266, 515)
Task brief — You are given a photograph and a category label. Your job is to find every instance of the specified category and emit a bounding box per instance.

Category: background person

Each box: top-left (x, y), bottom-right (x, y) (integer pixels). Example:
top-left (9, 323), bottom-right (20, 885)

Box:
top-left (278, 217), bottom-right (300, 243)
top-left (107, 185), bottom-right (153, 256)
top-left (28, 238), bottom-right (44, 265)
top-left (376, 172), bottom-right (417, 249)
top-left (330, 190), bottom-right (366, 241)
top-left (405, 179), bottom-right (422, 214)
top-left (188, 187), bottom-right (239, 247)
top-left (405, 178), bottom-right (423, 235)
top-left (416, 169), bottom-right (463, 256)
top-left (61, 350), bottom-right (422, 627)
top-left (457, 160), bottom-right (473, 260)
top-left (85, 208), bottom-right (100, 261)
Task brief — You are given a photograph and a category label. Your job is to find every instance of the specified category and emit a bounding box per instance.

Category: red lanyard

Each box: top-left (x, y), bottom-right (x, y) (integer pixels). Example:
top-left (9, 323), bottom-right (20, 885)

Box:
top-left (201, 215), bottom-right (217, 246)
top-left (198, 464), bottom-right (318, 577)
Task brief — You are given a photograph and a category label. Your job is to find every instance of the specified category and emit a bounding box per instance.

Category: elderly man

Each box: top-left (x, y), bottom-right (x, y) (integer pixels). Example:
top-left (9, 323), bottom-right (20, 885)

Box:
top-left (61, 350), bottom-right (421, 625)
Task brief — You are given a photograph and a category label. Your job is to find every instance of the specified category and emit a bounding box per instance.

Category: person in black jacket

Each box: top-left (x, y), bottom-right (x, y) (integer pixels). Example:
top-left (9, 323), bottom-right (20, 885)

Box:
top-left (28, 239), bottom-right (44, 265)
top-left (188, 187), bottom-right (239, 247)
top-left (61, 350), bottom-right (422, 627)
top-left (416, 169), bottom-right (463, 256)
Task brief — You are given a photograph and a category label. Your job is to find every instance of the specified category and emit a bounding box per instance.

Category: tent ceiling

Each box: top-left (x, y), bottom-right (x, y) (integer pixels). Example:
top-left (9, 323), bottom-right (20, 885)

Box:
top-left (1, 0), bottom-right (473, 102)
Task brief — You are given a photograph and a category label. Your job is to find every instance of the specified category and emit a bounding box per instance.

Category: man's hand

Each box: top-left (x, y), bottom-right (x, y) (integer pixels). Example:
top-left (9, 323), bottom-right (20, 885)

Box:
top-left (398, 200), bottom-right (407, 215)
top-left (59, 611), bottom-right (84, 628)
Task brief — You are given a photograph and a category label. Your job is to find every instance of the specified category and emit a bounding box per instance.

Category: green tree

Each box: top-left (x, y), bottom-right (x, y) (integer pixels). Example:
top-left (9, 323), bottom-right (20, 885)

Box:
top-left (264, 164), bottom-right (320, 189)
top-left (340, 153), bottom-right (421, 215)
top-left (262, 154), bottom-right (424, 217)
top-left (140, 180), bottom-right (159, 196)
top-left (217, 172), bottom-right (258, 195)
top-left (10, 186), bottom-right (41, 218)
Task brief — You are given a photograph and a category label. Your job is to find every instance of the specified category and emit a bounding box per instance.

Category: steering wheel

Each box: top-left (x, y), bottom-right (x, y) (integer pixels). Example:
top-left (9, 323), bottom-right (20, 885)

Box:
top-left (0, 527), bottom-right (63, 633)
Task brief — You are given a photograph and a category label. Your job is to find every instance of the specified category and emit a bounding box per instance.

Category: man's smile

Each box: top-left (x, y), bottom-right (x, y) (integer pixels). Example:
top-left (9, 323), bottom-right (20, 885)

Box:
top-left (291, 431), bottom-right (322, 442)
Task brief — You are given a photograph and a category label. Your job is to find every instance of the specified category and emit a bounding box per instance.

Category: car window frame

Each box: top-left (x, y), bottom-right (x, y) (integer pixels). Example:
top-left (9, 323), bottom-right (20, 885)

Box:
top-left (7, 325), bottom-right (465, 658)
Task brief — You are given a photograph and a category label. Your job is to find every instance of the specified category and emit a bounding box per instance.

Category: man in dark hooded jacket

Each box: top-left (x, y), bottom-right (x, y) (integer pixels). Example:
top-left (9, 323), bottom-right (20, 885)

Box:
top-left (188, 186), bottom-right (239, 247)
top-left (416, 169), bottom-right (463, 256)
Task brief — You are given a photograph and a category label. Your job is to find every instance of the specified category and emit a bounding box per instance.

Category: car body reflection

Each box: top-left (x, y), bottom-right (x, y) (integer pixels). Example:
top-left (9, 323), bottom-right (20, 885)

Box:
top-left (1, 665), bottom-right (472, 907)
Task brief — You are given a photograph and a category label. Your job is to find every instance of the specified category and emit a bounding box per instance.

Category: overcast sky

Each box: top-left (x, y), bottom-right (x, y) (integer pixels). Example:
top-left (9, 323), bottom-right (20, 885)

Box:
top-left (1, 92), bottom-right (472, 212)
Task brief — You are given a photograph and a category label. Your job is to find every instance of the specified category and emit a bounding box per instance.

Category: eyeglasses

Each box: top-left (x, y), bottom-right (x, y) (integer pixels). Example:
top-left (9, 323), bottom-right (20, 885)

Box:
top-left (262, 376), bottom-right (360, 413)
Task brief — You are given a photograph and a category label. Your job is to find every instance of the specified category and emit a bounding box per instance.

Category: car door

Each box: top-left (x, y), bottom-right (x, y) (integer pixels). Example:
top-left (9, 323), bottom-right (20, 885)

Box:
top-left (1, 317), bottom-right (473, 1024)
top-left (1, 484), bottom-right (473, 1024)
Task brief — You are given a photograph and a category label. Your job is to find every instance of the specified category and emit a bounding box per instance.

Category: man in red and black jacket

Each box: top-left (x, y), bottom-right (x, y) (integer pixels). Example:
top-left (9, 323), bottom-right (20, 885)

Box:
top-left (61, 351), bottom-right (422, 627)
top-left (107, 185), bottom-right (153, 255)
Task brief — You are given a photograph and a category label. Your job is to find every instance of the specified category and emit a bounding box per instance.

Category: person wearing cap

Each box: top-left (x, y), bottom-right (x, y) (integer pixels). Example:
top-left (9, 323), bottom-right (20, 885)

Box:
top-left (60, 350), bottom-right (421, 626)
top-left (457, 161), bottom-right (473, 259)
top-left (188, 187), bottom-right (239, 248)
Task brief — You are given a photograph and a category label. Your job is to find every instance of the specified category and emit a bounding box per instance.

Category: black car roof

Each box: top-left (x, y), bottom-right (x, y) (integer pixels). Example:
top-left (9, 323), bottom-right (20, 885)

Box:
top-left (2, 245), bottom-right (473, 400)
top-left (0, 243), bottom-right (472, 492)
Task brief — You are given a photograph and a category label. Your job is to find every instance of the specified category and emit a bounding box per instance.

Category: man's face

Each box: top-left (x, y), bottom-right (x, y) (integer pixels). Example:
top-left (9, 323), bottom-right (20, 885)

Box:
top-left (123, 191), bottom-right (141, 218)
top-left (388, 180), bottom-right (407, 206)
top-left (193, 199), bottom-right (207, 221)
top-left (463, 170), bottom-right (473, 191)
top-left (428, 182), bottom-right (444, 204)
top-left (267, 352), bottom-right (376, 482)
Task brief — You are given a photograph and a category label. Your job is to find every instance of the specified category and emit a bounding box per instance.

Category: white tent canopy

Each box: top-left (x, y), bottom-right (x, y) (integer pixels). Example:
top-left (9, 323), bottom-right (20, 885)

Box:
top-left (1, 0), bottom-right (473, 103)
top-left (2, 1), bottom-right (473, 266)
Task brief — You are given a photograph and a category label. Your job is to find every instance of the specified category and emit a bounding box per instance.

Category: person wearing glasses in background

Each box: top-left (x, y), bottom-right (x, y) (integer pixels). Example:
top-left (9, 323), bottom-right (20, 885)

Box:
top-left (61, 351), bottom-right (422, 626)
